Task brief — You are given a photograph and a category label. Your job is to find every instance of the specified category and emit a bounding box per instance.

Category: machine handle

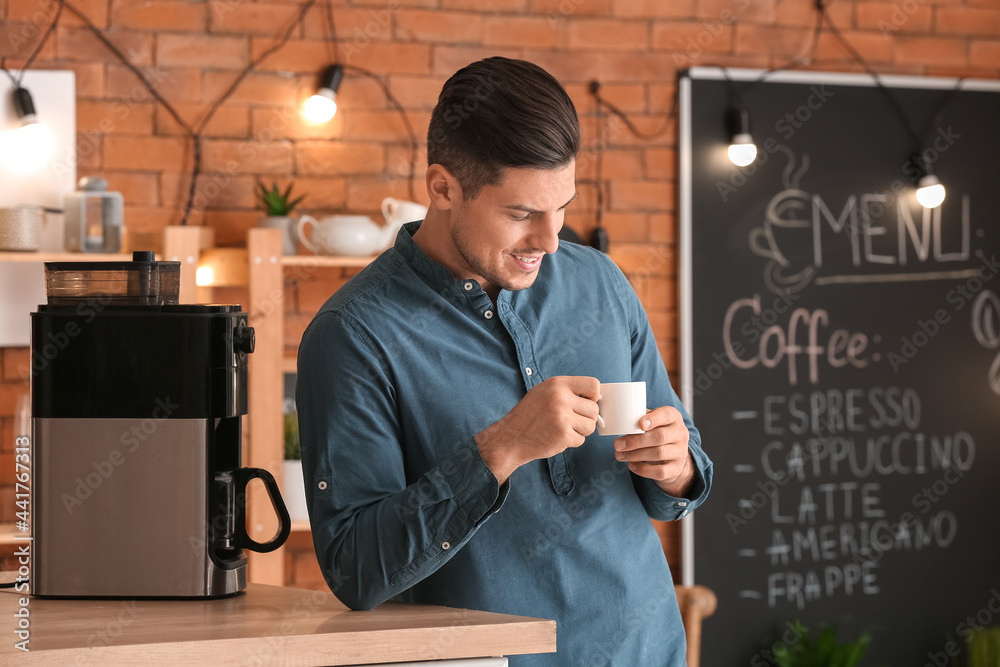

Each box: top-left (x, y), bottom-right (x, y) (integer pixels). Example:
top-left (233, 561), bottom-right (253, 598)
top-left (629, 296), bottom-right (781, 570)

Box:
top-left (234, 467), bottom-right (291, 553)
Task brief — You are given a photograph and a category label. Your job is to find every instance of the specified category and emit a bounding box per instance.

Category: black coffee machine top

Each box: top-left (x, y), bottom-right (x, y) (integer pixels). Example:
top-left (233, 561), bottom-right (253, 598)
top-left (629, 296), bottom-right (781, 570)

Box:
top-left (30, 251), bottom-right (290, 598)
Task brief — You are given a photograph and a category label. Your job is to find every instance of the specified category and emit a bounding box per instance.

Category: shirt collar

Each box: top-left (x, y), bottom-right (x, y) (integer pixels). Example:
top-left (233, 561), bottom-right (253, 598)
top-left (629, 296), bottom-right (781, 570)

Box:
top-left (394, 220), bottom-right (488, 298)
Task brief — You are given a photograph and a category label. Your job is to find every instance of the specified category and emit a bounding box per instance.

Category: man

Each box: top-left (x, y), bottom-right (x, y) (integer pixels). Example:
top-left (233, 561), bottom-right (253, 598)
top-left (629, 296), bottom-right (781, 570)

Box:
top-left (297, 57), bottom-right (713, 666)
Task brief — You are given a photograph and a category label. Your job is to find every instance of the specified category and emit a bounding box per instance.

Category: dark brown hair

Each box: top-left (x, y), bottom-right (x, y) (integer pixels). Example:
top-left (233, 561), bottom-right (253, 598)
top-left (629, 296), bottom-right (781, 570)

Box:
top-left (426, 57), bottom-right (580, 200)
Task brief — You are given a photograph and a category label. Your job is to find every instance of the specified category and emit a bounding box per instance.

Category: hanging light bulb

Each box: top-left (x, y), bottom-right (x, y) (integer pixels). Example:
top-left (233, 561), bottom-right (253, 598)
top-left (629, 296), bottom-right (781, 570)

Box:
top-left (727, 106), bottom-right (757, 167)
top-left (916, 172), bottom-right (946, 209)
top-left (0, 86), bottom-right (56, 173)
top-left (302, 64), bottom-right (344, 124)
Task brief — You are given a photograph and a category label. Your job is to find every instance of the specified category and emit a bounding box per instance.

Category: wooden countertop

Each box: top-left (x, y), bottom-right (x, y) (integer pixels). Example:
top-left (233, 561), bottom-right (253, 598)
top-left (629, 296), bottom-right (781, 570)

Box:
top-left (0, 583), bottom-right (556, 665)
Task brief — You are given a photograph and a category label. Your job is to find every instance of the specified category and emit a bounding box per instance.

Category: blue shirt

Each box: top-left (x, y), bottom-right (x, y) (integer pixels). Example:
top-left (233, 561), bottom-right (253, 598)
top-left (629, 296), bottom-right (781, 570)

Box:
top-left (296, 221), bottom-right (713, 666)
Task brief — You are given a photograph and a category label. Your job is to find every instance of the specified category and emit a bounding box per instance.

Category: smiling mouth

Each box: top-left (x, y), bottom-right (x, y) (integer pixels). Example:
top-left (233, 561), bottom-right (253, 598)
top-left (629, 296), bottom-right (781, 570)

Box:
top-left (512, 254), bottom-right (543, 271)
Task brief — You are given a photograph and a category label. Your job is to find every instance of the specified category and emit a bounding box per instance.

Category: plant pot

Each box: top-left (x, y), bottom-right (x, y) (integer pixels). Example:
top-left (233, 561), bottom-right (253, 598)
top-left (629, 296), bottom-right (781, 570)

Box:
top-left (282, 459), bottom-right (309, 522)
top-left (258, 216), bottom-right (298, 255)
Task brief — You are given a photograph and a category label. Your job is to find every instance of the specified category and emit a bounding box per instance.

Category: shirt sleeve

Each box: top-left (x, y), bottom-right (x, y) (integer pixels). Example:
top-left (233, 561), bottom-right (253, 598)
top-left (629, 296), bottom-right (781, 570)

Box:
top-left (600, 252), bottom-right (714, 522)
top-left (296, 309), bottom-right (509, 611)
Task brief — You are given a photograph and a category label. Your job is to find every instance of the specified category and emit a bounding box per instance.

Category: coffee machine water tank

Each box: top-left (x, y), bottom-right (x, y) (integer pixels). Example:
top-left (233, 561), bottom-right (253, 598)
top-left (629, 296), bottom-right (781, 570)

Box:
top-left (30, 252), bottom-right (290, 597)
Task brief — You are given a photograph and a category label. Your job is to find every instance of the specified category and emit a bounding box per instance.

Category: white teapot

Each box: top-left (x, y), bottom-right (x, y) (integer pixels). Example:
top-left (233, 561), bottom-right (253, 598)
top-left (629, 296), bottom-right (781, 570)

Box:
top-left (297, 197), bottom-right (427, 257)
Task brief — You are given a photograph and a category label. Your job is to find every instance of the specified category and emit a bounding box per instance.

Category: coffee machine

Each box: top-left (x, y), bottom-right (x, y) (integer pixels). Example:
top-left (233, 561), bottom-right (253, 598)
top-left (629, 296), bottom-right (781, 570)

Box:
top-left (30, 252), bottom-right (290, 597)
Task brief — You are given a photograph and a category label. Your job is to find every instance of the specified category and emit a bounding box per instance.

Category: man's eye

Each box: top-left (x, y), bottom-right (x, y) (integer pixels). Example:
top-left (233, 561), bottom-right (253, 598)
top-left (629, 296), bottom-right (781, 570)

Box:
top-left (509, 213), bottom-right (530, 222)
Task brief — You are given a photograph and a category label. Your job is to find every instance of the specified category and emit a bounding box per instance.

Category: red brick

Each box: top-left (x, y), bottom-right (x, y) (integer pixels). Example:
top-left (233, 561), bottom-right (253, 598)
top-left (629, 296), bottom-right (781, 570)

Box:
top-left (301, 6), bottom-right (401, 41)
top-left (112, 0), bottom-right (206, 31)
top-left (56, 26), bottom-right (152, 64)
top-left (396, 9), bottom-right (483, 44)
top-left (609, 180), bottom-right (674, 212)
top-left (649, 83), bottom-right (677, 115)
top-left (389, 74), bottom-right (449, 109)
top-left (346, 177), bottom-right (413, 212)
top-left (936, 7), bottom-right (1000, 37)
top-left (256, 40), bottom-right (430, 76)
top-left (775, 0), bottom-right (849, 27)
top-left (317, 72), bottom-right (389, 111)
top-left (9, 0), bottom-right (107, 27)
top-left (734, 24), bottom-right (812, 58)
top-left (855, 2), bottom-right (932, 34)
top-left (646, 147), bottom-right (675, 180)
top-left (651, 20), bottom-right (734, 55)
top-left (611, 243), bottom-right (675, 277)
top-left (251, 107), bottom-right (345, 141)
top-left (75, 131), bottom-right (103, 170)
top-left (895, 37), bottom-right (967, 67)
top-left (530, 0), bottom-right (612, 18)
top-left (161, 171), bottom-right (256, 210)
top-left (697, 0), bottom-right (774, 23)
top-left (0, 382), bottom-right (28, 415)
top-left (2, 348), bottom-right (30, 383)
top-left (649, 212), bottom-right (677, 244)
top-left (126, 204), bottom-right (201, 231)
top-left (288, 177), bottom-right (348, 210)
top-left (201, 71), bottom-right (298, 107)
top-left (613, 0), bottom-right (693, 19)
top-left (442, 0), bottom-right (526, 10)
top-left (970, 40), bottom-right (1000, 68)
top-left (432, 45), bottom-right (524, 76)
top-left (157, 34), bottom-right (247, 69)
top-left (210, 1), bottom-right (301, 36)
top-left (76, 100), bottom-right (155, 135)
top-left (814, 31), bottom-right (894, 64)
top-left (107, 64), bottom-right (202, 103)
top-left (345, 109), bottom-right (429, 143)
top-left (568, 83), bottom-right (646, 116)
top-left (386, 144), bottom-right (429, 183)
top-left (104, 135), bottom-right (192, 171)
top-left (202, 139), bottom-right (294, 175)
top-left (597, 51), bottom-right (681, 82)
top-left (156, 103), bottom-right (250, 139)
top-left (567, 19), bottom-right (648, 51)
top-left (0, 21), bottom-right (53, 59)
top-left (296, 141), bottom-right (385, 176)
top-left (483, 16), bottom-right (565, 49)
top-left (203, 210), bottom-right (262, 247)
top-left (79, 171), bottom-right (160, 207)
top-left (601, 211), bottom-right (648, 243)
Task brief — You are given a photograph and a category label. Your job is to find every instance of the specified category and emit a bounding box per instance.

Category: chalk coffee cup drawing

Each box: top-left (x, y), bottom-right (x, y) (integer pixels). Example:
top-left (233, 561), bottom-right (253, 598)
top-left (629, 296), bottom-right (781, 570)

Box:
top-left (596, 381), bottom-right (647, 436)
top-left (0, 205), bottom-right (43, 251)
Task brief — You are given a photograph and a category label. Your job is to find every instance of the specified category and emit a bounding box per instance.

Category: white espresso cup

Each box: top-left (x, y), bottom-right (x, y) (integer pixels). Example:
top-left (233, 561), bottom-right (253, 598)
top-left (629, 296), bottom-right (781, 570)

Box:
top-left (597, 381), bottom-right (647, 436)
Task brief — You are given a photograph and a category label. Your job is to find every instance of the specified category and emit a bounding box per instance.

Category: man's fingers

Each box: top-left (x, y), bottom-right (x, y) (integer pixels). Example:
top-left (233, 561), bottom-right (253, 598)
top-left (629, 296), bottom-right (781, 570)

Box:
top-left (562, 375), bottom-right (601, 401)
top-left (637, 405), bottom-right (682, 431)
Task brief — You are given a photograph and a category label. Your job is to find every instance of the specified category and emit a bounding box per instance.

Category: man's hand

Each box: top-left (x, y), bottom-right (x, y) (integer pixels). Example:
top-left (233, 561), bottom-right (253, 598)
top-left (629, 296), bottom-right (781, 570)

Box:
top-left (612, 405), bottom-right (694, 498)
top-left (476, 376), bottom-right (601, 484)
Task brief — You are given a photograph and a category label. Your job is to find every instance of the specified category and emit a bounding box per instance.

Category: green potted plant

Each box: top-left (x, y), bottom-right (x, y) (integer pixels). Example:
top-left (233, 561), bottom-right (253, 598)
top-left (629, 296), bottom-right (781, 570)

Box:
top-left (771, 621), bottom-right (871, 667)
top-left (256, 180), bottom-right (306, 255)
top-left (282, 397), bottom-right (308, 522)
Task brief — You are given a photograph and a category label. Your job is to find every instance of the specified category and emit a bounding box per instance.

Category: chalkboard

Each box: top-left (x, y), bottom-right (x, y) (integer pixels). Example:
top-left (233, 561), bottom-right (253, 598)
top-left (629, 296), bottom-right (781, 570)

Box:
top-left (679, 67), bottom-right (1000, 666)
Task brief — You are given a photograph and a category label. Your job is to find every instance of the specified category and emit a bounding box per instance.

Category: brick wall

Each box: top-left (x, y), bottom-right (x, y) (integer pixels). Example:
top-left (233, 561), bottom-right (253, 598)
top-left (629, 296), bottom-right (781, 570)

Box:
top-left (2, 0), bottom-right (999, 581)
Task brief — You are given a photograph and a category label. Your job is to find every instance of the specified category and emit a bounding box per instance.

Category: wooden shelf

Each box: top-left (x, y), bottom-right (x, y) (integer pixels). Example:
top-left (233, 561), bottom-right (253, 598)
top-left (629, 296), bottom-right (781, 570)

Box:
top-left (281, 254), bottom-right (375, 268)
top-left (0, 251), bottom-right (133, 262)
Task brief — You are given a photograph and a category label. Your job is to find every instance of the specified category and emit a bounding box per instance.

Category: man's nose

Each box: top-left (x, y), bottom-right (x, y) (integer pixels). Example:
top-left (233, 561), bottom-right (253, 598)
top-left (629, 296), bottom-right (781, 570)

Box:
top-left (526, 214), bottom-right (562, 254)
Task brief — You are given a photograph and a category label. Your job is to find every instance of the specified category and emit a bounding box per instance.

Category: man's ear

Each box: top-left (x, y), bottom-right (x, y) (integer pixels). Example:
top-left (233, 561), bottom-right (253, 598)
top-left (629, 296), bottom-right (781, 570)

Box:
top-left (426, 163), bottom-right (462, 210)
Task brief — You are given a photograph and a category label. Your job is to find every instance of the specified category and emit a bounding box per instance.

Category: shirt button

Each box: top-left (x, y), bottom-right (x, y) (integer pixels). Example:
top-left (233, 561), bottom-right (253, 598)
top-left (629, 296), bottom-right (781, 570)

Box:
top-left (317, 481), bottom-right (328, 490)
top-left (678, 501), bottom-right (688, 507)
top-left (463, 282), bottom-right (474, 291)
top-left (525, 367), bottom-right (533, 376)
top-left (484, 310), bottom-right (493, 319)
top-left (442, 542), bottom-right (451, 550)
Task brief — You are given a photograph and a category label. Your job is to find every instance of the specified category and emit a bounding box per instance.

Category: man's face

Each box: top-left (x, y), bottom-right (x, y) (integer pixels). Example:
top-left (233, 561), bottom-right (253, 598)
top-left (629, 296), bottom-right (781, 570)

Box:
top-left (448, 161), bottom-right (577, 297)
